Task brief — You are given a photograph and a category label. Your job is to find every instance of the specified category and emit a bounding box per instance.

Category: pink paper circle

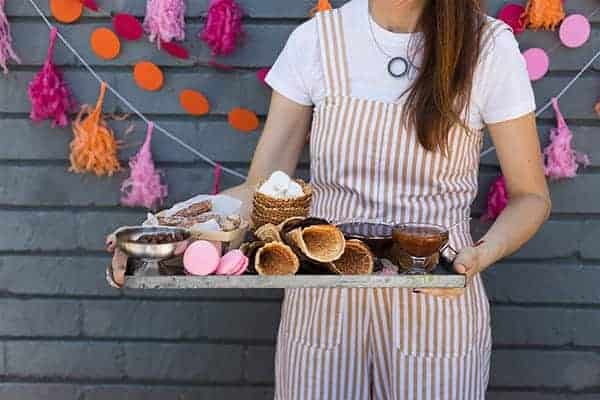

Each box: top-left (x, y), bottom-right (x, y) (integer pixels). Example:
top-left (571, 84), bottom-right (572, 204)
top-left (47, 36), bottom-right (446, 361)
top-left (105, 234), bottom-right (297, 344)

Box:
top-left (497, 4), bottom-right (526, 35)
top-left (183, 240), bottom-right (221, 276)
top-left (559, 14), bottom-right (591, 48)
top-left (523, 48), bottom-right (549, 81)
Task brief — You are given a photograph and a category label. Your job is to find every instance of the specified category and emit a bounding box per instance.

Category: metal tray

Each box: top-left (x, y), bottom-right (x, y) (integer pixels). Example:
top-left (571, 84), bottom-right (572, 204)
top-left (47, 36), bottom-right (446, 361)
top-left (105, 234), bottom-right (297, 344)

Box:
top-left (122, 268), bottom-right (466, 289)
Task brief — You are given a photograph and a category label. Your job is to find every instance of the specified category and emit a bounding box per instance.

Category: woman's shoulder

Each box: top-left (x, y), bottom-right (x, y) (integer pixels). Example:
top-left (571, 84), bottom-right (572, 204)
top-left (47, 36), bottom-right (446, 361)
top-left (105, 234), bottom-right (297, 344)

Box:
top-left (480, 16), bottom-right (520, 57)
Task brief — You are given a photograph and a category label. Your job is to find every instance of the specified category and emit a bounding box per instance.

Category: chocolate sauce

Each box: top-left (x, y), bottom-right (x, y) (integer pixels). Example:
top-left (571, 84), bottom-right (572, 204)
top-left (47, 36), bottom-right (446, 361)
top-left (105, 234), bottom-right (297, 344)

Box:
top-left (135, 232), bottom-right (187, 244)
top-left (392, 224), bottom-right (448, 257)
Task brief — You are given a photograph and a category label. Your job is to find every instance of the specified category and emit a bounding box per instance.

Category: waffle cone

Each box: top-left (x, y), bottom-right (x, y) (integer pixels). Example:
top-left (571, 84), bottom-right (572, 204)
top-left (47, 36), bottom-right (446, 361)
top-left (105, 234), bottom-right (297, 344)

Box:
top-left (255, 242), bottom-right (300, 275)
top-left (326, 239), bottom-right (374, 275)
top-left (284, 225), bottom-right (345, 263)
top-left (254, 223), bottom-right (282, 243)
top-left (251, 204), bottom-right (310, 228)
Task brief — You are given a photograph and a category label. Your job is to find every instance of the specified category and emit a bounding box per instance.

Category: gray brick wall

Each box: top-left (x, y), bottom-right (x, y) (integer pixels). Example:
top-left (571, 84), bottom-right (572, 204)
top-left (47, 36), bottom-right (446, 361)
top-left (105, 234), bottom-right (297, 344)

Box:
top-left (0, 0), bottom-right (598, 398)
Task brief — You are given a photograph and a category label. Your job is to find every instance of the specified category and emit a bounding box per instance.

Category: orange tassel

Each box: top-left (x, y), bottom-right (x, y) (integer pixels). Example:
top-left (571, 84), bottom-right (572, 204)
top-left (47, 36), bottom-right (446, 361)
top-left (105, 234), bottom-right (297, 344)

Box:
top-left (69, 82), bottom-right (121, 176)
top-left (310, 0), bottom-right (332, 16)
top-left (521, 0), bottom-right (564, 30)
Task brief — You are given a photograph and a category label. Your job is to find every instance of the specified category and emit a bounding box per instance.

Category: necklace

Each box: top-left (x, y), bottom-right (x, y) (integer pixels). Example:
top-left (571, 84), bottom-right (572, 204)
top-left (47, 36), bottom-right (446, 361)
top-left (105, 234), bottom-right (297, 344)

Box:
top-left (367, 8), bottom-right (414, 79)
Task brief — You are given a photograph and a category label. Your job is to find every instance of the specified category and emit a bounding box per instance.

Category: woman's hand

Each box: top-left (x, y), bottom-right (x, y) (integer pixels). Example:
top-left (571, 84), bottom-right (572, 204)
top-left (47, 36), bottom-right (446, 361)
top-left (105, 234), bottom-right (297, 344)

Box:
top-left (415, 246), bottom-right (482, 299)
top-left (105, 230), bottom-right (127, 288)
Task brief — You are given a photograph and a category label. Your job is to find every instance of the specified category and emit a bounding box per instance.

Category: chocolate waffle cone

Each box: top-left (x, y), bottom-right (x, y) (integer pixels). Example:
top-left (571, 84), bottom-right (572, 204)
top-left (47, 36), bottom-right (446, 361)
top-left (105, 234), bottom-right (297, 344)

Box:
top-left (255, 242), bottom-right (300, 275)
top-left (254, 223), bottom-right (282, 243)
top-left (284, 224), bottom-right (345, 263)
top-left (326, 239), bottom-right (374, 275)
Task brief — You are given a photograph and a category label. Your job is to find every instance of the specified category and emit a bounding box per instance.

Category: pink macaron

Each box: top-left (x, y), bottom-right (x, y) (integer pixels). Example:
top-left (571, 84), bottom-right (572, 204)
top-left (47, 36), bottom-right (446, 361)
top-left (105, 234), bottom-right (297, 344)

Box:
top-left (215, 249), bottom-right (249, 276)
top-left (183, 240), bottom-right (221, 276)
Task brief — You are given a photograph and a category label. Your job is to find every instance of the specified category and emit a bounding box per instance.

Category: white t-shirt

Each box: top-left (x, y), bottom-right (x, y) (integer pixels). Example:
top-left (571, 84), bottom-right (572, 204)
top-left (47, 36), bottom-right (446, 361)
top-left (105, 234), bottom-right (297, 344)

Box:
top-left (265, 0), bottom-right (536, 130)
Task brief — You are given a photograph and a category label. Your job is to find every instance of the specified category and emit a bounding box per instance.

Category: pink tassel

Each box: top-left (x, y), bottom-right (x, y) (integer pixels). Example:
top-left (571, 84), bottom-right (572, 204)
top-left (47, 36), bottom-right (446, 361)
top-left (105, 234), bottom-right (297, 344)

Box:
top-left (211, 163), bottom-right (222, 195)
top-left (0, 0), bottom-right (20, 74)
top-left (121, 122), bottom-right (168, 209)
top-left (256, 67), bottom-right (270, 85)
top-left (200, 0), bottom-right (244, 57)
top-left (28, 28), bottom-right (76, 128)
top-left (482, 175), bottom-right (508, 222)
top-left (543, 98), bottom-right (589, 180)
top-left (143, 0), bottom-right (185, 47)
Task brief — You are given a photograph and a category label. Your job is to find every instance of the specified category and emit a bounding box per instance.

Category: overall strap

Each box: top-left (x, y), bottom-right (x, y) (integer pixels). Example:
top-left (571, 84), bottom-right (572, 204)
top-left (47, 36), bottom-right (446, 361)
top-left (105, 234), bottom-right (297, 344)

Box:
top-left (316, 9), bottom-right (351, 97)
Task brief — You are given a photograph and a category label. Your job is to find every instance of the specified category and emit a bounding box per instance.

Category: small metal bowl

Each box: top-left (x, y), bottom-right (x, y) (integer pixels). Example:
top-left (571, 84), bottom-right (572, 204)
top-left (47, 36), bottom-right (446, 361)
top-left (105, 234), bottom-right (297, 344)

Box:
top-left (336, 221), bottom-right (394, 257)
top-left (116, 226), bottom-right (191, 261)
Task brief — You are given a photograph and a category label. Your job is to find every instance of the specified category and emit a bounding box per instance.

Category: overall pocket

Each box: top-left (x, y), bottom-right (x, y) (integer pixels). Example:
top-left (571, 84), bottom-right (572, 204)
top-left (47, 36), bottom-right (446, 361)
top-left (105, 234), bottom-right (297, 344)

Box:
top-left (280, 288), bottom-right (346, 350)
top-left (391, 287), bottom-right (486, 358)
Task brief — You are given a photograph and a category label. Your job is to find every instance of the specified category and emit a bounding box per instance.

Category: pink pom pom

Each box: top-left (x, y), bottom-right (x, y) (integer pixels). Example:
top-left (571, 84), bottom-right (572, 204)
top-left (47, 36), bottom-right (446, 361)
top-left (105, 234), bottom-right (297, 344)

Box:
top-left (256, 67), bottom-right (270, 85)
top-left (482, 175), bottom-right (508, 222)
top-left (0, 0), bottom-right (20, 74)
top-left (27, 28), bottom-right (76, 128)
top-left (121, 122), bottom-right (168, 210)
top-left (200, 0), bottom-right (244, 57)
top-left (143, 0), bottom-right (185, 47)
top-left (543, 98), bottom-right (589, 180)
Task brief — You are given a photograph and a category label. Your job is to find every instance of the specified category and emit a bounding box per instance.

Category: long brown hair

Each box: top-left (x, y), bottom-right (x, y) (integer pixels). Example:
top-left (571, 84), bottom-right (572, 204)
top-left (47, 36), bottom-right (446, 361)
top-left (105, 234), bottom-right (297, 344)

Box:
top-left (404, 0), bottom-right (488, 152)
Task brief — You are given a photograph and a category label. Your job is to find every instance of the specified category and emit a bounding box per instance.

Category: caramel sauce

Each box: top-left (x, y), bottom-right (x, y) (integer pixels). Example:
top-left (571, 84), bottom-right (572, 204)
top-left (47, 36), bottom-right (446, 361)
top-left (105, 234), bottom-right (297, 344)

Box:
top-left (392, 224), bottom-right (449, 257)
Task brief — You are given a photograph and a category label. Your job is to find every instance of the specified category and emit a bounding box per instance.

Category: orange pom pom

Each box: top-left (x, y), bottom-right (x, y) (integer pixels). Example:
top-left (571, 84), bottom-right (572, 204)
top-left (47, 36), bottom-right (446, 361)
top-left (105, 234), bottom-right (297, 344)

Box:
top-left (228, 107), bottom-right (259, 132)
top-left (179, 89), bottom-right (210, 116)
top-left (69, 82), bottom-right (121, 176)
top-left (310, 0), bottom-right (332, 16)
top-left (521, 0), bottom-right (564, 30)
top-left (133, 61), bottom-right (164, 91)
top-left (50, 0), bottom-right (83, 24)
top-left (90, 28), bottom-right (121, 60)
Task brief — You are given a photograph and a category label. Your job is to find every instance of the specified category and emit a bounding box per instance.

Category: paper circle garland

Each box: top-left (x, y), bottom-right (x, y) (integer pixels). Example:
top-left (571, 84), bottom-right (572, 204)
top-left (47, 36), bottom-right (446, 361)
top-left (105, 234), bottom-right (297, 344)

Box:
top-left (559, 14), bottom-right (591, 48)
top-left (523, 48), bottom-right (549, 81)
top-left (90, 28), bottom-right (121, 60)
top-left (179, 89), bottom-right (210, 116)
top-left (497, 3), bottom-right (526, 35)
top-left (50, 0), bottom-right (83, 24)
top-left (228, 108), bottom-right (259, 132)
top-left (113, 13), bottom-right (144, 41)
top-left (133, 61), bottom-right (164, 91)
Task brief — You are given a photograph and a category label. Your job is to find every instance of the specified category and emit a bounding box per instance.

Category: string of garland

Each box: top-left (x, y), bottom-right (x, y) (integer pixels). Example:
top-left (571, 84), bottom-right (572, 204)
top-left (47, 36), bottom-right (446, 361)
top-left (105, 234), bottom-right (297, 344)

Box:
top-left (19, 0), bottom-right (600, 220)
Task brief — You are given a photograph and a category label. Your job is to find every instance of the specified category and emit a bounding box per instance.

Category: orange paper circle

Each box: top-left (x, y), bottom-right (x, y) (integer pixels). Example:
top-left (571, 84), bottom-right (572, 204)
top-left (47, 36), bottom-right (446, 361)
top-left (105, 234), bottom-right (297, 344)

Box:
top-left (228, 108), bottom-right (260, 132)
top-left (90, 28), bottom-right (121, 60)
top-left (50, 0), bottom-right (83, 24)
top-left (179, 89), bottom-right (210, 116)
top-left (133, 61), bottom-right (164, 91)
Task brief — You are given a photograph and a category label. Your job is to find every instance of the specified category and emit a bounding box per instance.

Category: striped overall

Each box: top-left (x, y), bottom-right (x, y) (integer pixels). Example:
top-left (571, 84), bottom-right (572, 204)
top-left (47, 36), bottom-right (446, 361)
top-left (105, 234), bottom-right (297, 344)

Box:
top-left (275, 9), bottom-right (493, 400)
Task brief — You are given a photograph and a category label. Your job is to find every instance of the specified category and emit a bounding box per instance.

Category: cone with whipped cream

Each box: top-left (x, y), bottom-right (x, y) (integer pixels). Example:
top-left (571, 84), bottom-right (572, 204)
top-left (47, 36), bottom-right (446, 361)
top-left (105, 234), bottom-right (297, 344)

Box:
top-left (325, 239), bottom-right (374, 275)
top-left (251, 171), bottom-right (312, 228)
top-left (254, 242), bottom-right (300, 275)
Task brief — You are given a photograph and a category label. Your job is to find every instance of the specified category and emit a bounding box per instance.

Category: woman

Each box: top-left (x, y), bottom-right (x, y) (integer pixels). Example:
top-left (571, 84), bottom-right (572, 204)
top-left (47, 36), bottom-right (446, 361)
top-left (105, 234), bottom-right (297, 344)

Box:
top-left (109, 0), bottom-right (550, 397)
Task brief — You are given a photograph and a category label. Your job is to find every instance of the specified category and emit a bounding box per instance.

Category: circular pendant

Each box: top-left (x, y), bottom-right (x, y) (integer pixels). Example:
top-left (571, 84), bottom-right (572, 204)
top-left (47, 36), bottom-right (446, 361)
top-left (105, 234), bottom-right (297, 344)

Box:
top-left (388, 56), bottom-right (409, 78)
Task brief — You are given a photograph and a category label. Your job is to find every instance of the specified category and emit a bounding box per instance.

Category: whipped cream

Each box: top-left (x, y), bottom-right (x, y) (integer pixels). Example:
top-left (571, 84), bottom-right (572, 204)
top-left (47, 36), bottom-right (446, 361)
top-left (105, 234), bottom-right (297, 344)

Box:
top-left (258, 171), bottom-right (304, 199)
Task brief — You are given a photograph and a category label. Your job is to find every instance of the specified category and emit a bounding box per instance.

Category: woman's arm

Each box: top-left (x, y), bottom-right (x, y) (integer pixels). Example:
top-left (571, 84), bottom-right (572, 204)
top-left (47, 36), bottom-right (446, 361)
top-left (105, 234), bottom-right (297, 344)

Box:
top-left (222, 91), bottom-right (313, 218)
top-left (420, 112), bottom-right (550, 297)
top-left (473, 112), bottom-right (551, 270)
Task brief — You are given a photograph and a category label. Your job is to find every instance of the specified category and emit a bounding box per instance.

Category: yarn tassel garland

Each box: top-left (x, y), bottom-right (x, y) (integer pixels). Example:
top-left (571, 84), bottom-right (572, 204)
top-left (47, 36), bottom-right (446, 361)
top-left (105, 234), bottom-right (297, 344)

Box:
top-left (69, 82), bottom-right (121, 176)
top-left (200, 0), bottom-right (244, 57)
top-left (543, 98), bottom-right (589, 180)
top-left (211, 163), bottom-right (222, 195)
top-left (310, 0), bottom-right (332, 16)
top-left (143, 0), bottom-right (185, 47)
top-left (80, 0), bottom-right (99, 12)
top-left (482, 175), bottom-right (508, 222)
top-left (121, 122), bottom-right (168, 209)
top-left (0, 0), bottom-right (20, 74)
top-left (28, 27), bottom-right (76, 127)
top-left (521, 0), bottom-right (564, 30)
